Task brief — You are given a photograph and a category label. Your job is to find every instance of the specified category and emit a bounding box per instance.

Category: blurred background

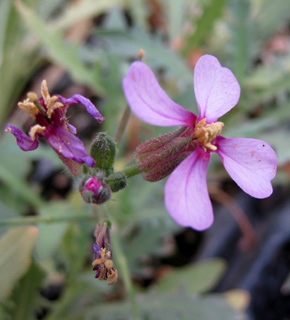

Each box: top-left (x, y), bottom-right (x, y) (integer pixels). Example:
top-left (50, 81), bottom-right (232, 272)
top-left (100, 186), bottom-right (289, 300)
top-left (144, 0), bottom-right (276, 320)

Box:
top-left (1, 0), bottom-right (290, 319)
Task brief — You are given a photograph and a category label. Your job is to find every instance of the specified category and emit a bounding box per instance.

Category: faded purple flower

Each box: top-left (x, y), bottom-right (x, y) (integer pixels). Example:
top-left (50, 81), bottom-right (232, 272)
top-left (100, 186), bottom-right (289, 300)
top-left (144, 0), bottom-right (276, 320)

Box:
top-left (123, 54), bottom-right (277, 231)
top-left (5, 80), bottom-right (104, 176)
top-left (92, 221), bottom-right (118, 285)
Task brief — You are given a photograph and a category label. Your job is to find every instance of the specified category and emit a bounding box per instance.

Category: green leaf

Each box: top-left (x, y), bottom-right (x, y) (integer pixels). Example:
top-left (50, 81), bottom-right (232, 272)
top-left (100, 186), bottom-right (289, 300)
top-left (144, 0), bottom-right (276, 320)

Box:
top-left (9, 261), bottom-right (46, 320)
top-left (0, 0), bottom-right (40, 125)
top-left (95, 29), bottom-right (192, 84)
top-left (229, 0), bottom-right (250, 84)
top-left (52, 0), bottom-right (125, 31)
top-left (182, 0), bottom-right (228, 55)
top-left (15, 1), bottom-right (105, 96)
top-left (154, 258), bottom-right (226, 295)
top-left (0, 161), bottom-right (43, 209)
top-left (165, 0), bottom-right (187, 42)
top-left (36, 202), bottom-right (78, 260)
top-left (86, 293), bottom-right (244, 320)
top-left (0, 226), bottom-right (38, 301)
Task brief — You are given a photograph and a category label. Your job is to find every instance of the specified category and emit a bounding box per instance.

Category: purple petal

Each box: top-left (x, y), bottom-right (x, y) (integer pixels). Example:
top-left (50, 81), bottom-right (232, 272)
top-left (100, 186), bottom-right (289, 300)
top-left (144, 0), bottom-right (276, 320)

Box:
top-left (123, 61), bottom-right (196, 127)
top-left (5, 124), bottom-right (39, 151)
top-left (44, 125), bottom-right (95, 167)
top-left (216, 137), bottom-right (277, 198)
top-left (57, 94), bottom-right (105, 123)
top-left (68, 124), bottom-right (77, 134)
top-left (164, 149), bottom-right (213, 230)
top-left (194, 55), bottom-right (241, 122)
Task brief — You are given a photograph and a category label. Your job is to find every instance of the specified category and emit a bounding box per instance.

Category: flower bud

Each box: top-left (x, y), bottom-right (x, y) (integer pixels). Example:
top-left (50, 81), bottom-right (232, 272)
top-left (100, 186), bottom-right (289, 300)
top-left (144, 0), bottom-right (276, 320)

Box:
top-left (79, 176), bottom-right (111, 204)
top-left (135, 127), bottom-right (197, 182)
top-left (105, 171), bottom-right (127, 192)
top-left (90, 133), bottom-right (116, 174)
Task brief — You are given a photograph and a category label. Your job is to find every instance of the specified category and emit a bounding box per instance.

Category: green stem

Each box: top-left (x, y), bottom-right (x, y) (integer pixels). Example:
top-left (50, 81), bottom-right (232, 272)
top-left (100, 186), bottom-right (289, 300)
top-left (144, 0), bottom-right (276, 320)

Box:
top-left (111, 231), bottom-right (141, 320)
top-left (114, 105), bottom-right (131, 144)
top-left (0, 213), bottom-right (97, 226)
top-left (122, 164), bottom-right (142, 179)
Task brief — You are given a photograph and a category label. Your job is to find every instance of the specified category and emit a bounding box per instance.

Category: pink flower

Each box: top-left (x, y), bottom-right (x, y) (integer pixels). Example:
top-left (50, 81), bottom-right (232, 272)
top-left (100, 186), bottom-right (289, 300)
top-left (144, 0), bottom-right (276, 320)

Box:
top-left (123, 55), bottom-right (277, 231)
top-left (5, 80), bottom-right (105, 176)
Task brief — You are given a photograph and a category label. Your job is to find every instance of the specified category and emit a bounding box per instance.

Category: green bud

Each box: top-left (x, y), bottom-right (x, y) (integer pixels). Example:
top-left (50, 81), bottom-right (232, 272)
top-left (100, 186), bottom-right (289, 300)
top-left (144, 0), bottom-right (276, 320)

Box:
top-left (90, 133), bottom-right (116, 174)
top-left (105, 171), bottom-right (127, 192)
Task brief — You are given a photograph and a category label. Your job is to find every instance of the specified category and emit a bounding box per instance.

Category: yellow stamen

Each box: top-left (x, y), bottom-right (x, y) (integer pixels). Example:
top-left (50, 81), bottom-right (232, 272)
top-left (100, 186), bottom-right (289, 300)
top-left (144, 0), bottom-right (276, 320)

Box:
top-left (92, 247), bottom-right (118, 285)
top-left (27, 92), bottom-right (38, 102)
top-left (18, 99), bottom-right (39, 119)
top-left (107, 269), bottom-right (118, 285)
top-left (195, 118), bottom-right (224, 151)
top-left (41, 80), bottom-right (64, 118)
top-left (29, 125), bottom-right (46, 141)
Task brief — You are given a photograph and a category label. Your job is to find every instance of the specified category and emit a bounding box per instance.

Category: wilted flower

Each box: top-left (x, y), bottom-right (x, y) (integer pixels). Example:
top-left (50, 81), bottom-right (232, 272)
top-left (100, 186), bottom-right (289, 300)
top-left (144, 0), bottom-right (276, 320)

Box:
top-left (92, 221), bottom-right (118, 285)
top-left (123, 54), bottom-right (277, 231)
top-left (5, 80), bottom-right (104, 176)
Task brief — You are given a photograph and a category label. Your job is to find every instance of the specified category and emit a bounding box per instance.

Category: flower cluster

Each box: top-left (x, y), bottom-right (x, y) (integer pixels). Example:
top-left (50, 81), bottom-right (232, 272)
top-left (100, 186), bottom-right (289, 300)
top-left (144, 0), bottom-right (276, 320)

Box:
top-left (123, 54), bottom-right (277, 231)
top-left (5, 80), bottom-right (104, 176)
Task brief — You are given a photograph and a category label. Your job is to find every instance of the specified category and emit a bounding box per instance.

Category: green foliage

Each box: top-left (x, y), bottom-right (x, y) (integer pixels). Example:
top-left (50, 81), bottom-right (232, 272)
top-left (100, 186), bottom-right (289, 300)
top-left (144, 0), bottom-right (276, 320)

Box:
top-left (0, 227), bottom-right (38, 301)
top-left (182, 0), bottom-right (228, 56)
top-left (16, 1), bottom-right (105, 96)
top-left (86, 293), bottom-right (244, 320)
top-left (1, 0), bottom-right (290, 318)
top-left (154, 259), bottom-right (226, 295)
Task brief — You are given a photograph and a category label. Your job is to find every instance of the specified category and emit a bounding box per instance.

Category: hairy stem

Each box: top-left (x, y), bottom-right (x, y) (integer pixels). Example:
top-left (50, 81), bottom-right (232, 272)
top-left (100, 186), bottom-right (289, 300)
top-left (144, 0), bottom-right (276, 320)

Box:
top-left (111, 231), bottom-right (141, 320)
top-left (114, 105), bottom-right (131, 144)
top-left (122, 164), bottom-right (142, 178)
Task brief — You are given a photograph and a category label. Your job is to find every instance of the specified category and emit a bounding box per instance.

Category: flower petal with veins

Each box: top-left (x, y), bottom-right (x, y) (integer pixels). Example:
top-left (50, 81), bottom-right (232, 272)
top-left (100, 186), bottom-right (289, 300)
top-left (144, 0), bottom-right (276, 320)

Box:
top-left (216, 136), bottom-right (277, 198)
top-left (123, 61), bottom-right (196, 127)
top-left (194, 55), bottom-right (241, 122)
top-left (165, 149), bottom-right (213, 230)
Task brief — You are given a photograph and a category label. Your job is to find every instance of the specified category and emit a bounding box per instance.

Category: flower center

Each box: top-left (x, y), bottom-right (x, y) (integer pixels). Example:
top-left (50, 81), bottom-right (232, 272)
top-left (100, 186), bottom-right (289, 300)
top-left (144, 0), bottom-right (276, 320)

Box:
top-left (17, 80), bottom-right (64, 120)
top-left (194, 118), bottom-right (224, 151)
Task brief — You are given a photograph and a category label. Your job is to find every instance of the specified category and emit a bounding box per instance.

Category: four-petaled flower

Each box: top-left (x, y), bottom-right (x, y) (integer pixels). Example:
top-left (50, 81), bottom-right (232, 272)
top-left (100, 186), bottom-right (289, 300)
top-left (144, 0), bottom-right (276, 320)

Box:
top-left (123, 54), bottom-right (277, 231)
top-left (5, 80), bottom-right (104, 176)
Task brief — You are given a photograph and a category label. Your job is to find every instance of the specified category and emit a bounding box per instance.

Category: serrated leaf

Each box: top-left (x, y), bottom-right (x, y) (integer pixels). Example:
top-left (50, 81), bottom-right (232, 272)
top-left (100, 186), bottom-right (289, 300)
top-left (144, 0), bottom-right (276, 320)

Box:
top-left (0, 226), bottom-right (38, 301)
top-left (154, 258), bottom-right (226, 295)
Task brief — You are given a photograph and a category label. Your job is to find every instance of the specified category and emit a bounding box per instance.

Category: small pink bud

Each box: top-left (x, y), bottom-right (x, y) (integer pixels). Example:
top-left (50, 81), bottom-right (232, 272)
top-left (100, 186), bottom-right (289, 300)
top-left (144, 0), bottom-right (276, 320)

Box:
top-left (79, 176), bottom-right (111, 204)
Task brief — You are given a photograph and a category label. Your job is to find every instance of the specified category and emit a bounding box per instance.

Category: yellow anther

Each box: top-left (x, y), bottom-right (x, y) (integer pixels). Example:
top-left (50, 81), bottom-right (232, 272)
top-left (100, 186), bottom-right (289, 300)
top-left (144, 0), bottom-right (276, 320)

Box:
top-left (105, 259), bottom-right (113, 269)
top-left (107, 269), bottom-right (118, 285)
top-left (41, 80), bottom-right (50, 105)
top-left (18, 99), bottom-right (39, 119)
top-left (41, 80), bottom-right (64, 118)
top-left (195, 118), bottom-right (224, 151)
top-left (138, 48), bottom-right (145, 60)
top-left (27, 92), bottom-right (38, 102)
top-left (29, 125), bottom-right (46, 140)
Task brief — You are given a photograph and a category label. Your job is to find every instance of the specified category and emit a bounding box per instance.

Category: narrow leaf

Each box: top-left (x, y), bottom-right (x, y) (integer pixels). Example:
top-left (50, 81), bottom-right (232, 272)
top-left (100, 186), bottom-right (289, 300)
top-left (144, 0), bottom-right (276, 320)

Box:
top-left (15, 1), bottom-right (105, 96)
top-left (182, 0), bottom-right (228, 55)
top-left (0, 226), bottom-right (38, 301)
